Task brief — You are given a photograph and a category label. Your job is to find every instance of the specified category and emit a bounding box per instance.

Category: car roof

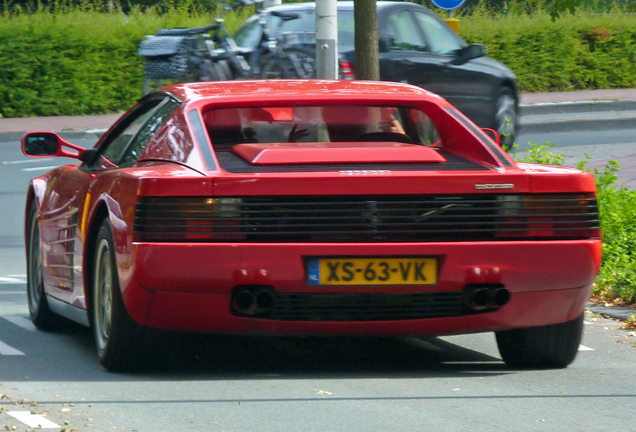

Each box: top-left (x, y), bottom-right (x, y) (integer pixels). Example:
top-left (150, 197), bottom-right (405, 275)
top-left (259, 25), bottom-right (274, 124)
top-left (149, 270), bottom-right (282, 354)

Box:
top-left (162, 80), bottom-right (443, 105)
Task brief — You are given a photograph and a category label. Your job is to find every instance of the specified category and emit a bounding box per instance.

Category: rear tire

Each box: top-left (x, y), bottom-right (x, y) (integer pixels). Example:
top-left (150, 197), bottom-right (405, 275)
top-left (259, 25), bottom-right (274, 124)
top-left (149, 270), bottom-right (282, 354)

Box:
top-left (496, 313), bottom-right (584, 369)
top-left (26, 201), bottom-right (59, 330)
top-left (92, 219), bottom-right (146, 372)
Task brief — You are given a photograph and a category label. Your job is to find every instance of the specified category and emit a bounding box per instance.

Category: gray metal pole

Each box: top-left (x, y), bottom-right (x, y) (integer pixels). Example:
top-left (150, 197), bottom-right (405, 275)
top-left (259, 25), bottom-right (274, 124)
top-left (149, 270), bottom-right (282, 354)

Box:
top-left (315, 0), bottom-right (338, 79)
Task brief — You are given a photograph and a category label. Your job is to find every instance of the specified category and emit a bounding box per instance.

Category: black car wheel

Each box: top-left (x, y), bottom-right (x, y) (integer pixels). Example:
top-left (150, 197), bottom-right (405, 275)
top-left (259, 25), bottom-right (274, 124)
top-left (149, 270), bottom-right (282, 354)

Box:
top-left (92, 219), bottom-right (145, 371)
top-left (496, 313), bottom-right (584, 369)
top-left (493, 87), bottom-right (518, 148)
top-left (26, 200), bottom-right (58, 330)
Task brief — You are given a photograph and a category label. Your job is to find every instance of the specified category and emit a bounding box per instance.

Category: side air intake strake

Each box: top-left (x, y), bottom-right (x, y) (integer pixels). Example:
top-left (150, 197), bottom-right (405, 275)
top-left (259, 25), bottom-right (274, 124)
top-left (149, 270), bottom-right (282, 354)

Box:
top-left (134, 194), bottom-right (600, 243)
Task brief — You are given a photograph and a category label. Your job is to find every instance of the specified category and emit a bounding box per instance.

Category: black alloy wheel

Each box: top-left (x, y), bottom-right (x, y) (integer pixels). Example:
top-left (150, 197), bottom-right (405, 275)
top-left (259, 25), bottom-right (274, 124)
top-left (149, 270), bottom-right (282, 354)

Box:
top-left (26, 200), bottom-right (58, 330)
top-left (92, 219), bottom-right (146, 372)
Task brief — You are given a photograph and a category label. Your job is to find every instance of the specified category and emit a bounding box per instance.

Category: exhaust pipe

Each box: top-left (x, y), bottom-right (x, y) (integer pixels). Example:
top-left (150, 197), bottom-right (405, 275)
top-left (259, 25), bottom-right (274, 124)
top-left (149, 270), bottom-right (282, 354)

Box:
top-left (464, 285), bottom-right (510, 310)
top-left (493, 287), bottom-right (511, 307)
top-left (233, 290), bottom-right (255, 314)
top-left (255, 289), bottom-right (274, 312)
top-left (468, 287), bottom-right (493, 309)
top-left (232, 286), bottom-right (276, 316)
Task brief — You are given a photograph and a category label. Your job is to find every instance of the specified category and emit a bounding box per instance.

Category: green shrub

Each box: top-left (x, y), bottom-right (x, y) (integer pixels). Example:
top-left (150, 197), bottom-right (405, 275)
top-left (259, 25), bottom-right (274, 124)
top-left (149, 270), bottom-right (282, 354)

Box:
top-left (0, 2), bottom-right (253, 117)
top-left (590, 162), bottom-right (636, 303)
top-left (2, 2), bottom-right (636, 116)
top-left (458, 5), bottom-right (636, 92)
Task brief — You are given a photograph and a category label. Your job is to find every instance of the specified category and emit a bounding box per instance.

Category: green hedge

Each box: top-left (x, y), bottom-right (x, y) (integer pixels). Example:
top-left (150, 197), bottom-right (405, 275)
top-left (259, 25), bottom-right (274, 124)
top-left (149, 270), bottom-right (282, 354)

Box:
top-left (1, 5), bottom-right (635, 117)
top-left (0, 5), bottom-right (252, 117)
top-left (459, 11), bottom-right (636, 92)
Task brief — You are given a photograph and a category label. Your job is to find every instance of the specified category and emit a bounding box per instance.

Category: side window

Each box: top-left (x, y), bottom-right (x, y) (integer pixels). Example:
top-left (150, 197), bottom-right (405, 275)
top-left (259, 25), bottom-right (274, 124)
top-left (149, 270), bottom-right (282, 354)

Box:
top-left (386, 11), bottom-right (427, 52)
top-left (408, 109), bottom-right (441, 145)
top-left (96, 99), bottom-right (163, 168)
top-left (413, 11), bottom-right (464, 55)
top-left (120, 100), bottom-right (180, 166)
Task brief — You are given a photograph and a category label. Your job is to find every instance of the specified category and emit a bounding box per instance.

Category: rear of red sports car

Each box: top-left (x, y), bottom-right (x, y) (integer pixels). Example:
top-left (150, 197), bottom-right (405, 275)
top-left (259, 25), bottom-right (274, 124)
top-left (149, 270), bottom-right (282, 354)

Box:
top-left (23, 80), bottom-right (599, 371)
top-left (107, 81), bottom-right (601, 370)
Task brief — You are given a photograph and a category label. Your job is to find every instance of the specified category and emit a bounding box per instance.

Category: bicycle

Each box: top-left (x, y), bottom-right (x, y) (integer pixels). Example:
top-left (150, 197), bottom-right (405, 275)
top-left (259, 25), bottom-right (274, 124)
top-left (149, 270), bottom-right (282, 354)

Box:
top-left (203, 9), bottom-right (316, 80)
top-left (258, 29), bottom-right (316, 79)
top-left (139, 21), bottom-right (235, 94)
top-left (138, 5), bottom-right (316, 93)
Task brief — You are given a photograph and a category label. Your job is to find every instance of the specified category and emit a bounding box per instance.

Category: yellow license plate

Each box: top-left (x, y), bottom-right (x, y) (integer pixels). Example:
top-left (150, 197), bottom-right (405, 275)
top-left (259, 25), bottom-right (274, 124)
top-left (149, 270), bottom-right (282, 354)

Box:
top-left (306, 257), bottom-right (438, 286)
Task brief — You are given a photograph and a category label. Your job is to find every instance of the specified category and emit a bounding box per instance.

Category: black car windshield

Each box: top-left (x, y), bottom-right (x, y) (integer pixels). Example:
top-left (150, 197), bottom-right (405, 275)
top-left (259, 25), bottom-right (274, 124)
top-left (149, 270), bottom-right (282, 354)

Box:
top-left (233, 10), bottom-right (355, 49)
top-left (203, 105), bottom-right (440, 149)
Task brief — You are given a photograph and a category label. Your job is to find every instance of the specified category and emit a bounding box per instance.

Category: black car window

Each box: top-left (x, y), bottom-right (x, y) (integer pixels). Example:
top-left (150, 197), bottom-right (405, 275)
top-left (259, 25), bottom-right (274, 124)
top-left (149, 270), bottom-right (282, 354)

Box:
top-left (413, 11), bottom-right (464, 55)
top-left (234, 10), bottom-right (355, 49)
top-left (386, 10), bottom-right (427, 52)
top-left (96, 99), bottom-right (163, 168)
top-left (120, 99), bottom-right (180, 166)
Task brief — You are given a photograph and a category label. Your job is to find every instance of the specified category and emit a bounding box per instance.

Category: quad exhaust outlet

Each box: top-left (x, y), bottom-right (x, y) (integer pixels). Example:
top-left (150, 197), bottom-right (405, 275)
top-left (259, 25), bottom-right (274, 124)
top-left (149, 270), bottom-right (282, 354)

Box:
top-left (232, 287), bottom-right (275, 316)
top-left (464, 284), bottom-right (510, 310)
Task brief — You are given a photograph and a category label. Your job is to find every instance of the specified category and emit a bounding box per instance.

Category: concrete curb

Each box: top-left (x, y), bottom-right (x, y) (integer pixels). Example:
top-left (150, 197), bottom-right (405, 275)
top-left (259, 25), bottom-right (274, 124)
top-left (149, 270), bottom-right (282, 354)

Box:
top-left (520, 100), bottom-right (636, 116)
top-left (519, 99), bottom-right (636, 134)
top-left (586, 302), bottom-right (636, 322)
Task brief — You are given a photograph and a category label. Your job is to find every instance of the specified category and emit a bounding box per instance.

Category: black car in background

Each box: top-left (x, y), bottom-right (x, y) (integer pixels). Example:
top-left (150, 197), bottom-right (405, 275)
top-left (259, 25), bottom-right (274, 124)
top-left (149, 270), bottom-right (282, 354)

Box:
top-left (233, 1), bottom-right (519, 146)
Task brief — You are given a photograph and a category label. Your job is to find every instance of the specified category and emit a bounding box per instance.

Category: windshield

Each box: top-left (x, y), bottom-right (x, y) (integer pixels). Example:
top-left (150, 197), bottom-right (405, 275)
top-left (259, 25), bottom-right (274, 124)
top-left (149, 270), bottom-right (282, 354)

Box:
top-left (202, 105), bottom-right (440, 149)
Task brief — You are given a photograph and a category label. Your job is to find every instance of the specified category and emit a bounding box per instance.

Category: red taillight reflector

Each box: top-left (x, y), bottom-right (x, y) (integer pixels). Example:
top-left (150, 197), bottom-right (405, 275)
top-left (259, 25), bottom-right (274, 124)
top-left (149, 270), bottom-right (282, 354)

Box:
top-left (339, 59), bottom-right (354, 80)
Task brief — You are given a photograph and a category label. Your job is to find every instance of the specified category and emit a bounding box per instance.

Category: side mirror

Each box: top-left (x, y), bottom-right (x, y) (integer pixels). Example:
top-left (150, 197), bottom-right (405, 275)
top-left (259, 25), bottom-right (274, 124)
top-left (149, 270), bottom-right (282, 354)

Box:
top-left (451, 44), bottom-right (487, 65)
top-left (22, 132), bottom-right (86, 160)
top-left (481, 128), bottom-right (501, 147)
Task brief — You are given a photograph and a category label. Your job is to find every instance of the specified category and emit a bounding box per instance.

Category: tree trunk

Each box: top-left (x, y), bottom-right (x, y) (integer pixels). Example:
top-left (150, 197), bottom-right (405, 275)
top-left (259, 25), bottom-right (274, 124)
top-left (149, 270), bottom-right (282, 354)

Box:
top-left (353, 0), bottom-right (379, 80)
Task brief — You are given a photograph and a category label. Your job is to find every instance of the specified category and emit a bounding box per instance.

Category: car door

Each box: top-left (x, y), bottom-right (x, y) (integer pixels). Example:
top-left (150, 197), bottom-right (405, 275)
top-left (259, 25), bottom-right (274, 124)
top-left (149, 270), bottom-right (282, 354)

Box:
top-left (379, 9), bottom-right (436, 88)
top-left (411, 10), bottom-right (495, 126)
top-left (39, 96), bottom-right (177, 308)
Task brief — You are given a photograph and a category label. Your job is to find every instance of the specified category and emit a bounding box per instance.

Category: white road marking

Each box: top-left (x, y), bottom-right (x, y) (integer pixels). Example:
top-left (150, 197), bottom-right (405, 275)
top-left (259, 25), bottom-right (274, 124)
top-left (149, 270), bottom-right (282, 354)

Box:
top-left (0, 276), bottom-right (26, 284)
top-left (7, 411), bottom-right (60, 428)
top-left (22, 166), bottom-right (60, 172)
top-left (578, 344), bottom-right (595, 351)
top-left (1, 315), bottom-right (36, 332)
top-left (86, 128), bottom-right (107, 134)
top-left (0, 339), bottom-right (24, 355)
top-left (3, 159), bottom-right (49, 165)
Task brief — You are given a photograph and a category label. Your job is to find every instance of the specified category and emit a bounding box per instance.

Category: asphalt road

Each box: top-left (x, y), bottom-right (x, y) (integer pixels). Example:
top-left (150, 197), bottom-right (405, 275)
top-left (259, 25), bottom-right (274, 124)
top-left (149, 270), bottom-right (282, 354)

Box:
top-left (1, 128), bottom-right (635, 432)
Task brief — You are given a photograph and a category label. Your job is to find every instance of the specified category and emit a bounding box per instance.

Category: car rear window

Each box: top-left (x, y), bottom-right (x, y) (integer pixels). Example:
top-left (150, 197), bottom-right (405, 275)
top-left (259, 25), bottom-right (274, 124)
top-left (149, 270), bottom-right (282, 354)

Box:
top-left (203, 105), bottom-right (440, 149)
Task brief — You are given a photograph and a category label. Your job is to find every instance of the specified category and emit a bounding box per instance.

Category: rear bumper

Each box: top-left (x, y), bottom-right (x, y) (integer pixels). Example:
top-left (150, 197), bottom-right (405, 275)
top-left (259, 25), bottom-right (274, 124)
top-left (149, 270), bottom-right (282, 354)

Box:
top-left (123, 240), bottom-right (601, 334)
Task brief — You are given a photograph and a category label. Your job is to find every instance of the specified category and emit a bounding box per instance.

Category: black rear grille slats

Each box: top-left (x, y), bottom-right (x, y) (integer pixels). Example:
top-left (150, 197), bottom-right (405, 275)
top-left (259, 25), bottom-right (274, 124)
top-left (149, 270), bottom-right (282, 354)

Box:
top-left (270, 292), bottom-right (465, 321)
top-left (134, 194), bottom-right (600, 243)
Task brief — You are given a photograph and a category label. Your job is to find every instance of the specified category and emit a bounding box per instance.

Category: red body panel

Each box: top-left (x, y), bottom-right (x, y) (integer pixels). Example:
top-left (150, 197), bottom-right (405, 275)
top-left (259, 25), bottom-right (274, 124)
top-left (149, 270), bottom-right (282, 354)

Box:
top-left (24, 80), bottom-right (601, 338)
top-left (128, 240), bottom-right (600, 334)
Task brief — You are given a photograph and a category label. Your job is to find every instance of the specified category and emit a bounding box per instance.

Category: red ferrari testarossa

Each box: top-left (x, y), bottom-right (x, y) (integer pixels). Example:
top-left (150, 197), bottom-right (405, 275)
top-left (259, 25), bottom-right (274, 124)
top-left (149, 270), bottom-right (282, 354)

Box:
top-left (22, 80), bottom-right (601, 371)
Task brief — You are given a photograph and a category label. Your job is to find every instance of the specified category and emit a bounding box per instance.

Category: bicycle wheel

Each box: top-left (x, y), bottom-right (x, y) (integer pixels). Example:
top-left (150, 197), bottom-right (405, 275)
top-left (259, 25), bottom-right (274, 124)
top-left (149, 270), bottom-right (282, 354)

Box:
top-left (261, 47), bottom-right (315, 79)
